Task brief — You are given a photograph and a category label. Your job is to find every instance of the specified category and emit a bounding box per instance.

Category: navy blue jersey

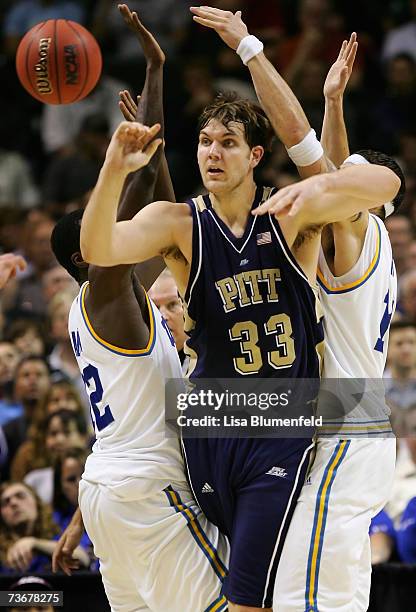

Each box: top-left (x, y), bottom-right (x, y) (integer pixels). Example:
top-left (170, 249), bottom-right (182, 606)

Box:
top-left (184, 186), bottom-right (324, 379)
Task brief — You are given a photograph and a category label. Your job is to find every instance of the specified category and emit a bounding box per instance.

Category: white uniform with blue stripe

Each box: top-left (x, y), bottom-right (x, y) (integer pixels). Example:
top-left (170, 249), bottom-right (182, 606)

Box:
top-left (274, 215), bottom-right (397, 612)
top-left (69, 282), bottom-right (229, 612)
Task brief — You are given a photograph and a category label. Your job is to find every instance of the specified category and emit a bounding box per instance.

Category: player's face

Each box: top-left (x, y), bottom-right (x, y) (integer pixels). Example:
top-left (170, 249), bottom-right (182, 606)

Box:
top-left (388, 328), bottom-right (416, 369)
top-left (0, 483), bottom-right (38, 528)
top-left (61, 457), bottom-right (83, 507)
top-left (197, 120), bottom-right (260, 194)
top-left (149, 276), bottom-right (187, 351)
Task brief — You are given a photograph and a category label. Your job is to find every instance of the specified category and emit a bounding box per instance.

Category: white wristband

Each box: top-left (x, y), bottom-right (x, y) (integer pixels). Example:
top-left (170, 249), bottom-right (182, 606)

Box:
top-left (236, 35), bottom-right (264, 65)
top-left (286, 129), bottom-right (324, 167)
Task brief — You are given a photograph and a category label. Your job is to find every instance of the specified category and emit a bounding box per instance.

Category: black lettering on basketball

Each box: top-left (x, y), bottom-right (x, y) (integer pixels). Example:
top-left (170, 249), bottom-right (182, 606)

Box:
top-left (64, 44), bottom-right (79, 85)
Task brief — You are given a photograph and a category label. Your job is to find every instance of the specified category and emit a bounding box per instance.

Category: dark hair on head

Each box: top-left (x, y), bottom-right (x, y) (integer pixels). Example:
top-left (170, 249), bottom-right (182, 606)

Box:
top-left (53, 447), bottom-right (88, 516)
top-left (4, 318), bottom-right (45, 344)
top-left (355, 149), bottom-right (406, 215)
top-left (389, 319), bottom-right (416, 333)
top-left (50, 209), bottom-right (84, 282)
top-left (14, 354), bottom-right (50, 378)
top-left (198, 92), bottom-right (274, 154)
top-left (46, 408), bottom-right (88, 437)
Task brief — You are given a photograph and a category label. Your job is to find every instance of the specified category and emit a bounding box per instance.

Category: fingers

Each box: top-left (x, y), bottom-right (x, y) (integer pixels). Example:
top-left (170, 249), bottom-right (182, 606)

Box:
top-left (190, 6), bottom-right (229, 19)
top-left (337, 40), bottom-right (347, 61)
top-left (192, 15), bottom-right (222, 30)
top-left (143, 138), bottom-right (163, 160)
top-left (346, 40), bottom-right (358, 70)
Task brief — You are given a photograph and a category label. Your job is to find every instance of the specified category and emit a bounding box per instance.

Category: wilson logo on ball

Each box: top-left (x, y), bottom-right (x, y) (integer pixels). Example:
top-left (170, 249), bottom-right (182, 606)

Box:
top-left (64, 44), bottom-right (79, 85)
top-left (35, 37), bottom-right (53, 95)
top-left (16, 19), bottom-right (102, 105)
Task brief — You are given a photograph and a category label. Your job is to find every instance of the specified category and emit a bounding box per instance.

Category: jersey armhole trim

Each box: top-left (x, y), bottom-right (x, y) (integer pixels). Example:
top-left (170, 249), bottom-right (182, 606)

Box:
top-left (317, 216), bottom-right (381, 294)
top-left (79, 281), bottom-right (156, 356)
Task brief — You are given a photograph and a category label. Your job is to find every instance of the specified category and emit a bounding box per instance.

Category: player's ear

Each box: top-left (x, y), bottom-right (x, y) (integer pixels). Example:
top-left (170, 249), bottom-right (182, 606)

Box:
top-left (251, 145), bottom-right (264, 168)
top-left (72, 252), bottom-right (88, 269)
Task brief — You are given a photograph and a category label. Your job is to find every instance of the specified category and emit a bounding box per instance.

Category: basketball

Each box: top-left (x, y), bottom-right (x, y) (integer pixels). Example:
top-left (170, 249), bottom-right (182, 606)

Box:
top-left (15, 19), bottom-right (102, 105)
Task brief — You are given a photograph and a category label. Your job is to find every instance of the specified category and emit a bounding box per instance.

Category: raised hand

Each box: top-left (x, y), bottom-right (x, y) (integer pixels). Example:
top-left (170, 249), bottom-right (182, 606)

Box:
top-left (0, 253), bottom-right (26, 289)
top-left (190, 6), bottom-right (248, 50)
top-left (105, 121), bottom-right (162, 174)
top-left (118, 4), bottom-right (165, 66)
top-left (324, 33), bottom-right (358, 101)
top-left (252, 175), bottom-right (328, 219)
top-left (119, 89), bottom-right (140, 122)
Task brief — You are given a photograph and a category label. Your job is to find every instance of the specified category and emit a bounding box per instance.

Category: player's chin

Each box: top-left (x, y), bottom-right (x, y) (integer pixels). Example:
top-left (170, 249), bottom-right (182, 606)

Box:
top-left (203, 176), bottom-right (228, 193)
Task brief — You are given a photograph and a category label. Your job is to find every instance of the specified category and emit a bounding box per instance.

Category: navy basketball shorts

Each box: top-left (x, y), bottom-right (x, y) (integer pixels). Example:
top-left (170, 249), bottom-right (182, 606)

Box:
top-left (182, 437), bottom-right (314, 608)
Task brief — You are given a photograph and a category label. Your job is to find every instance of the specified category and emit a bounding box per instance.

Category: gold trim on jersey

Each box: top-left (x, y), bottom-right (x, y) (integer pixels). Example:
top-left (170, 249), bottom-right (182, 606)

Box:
top-left (317, 216), bottom-right (381, 294)
top-left (80, 281), bottom-right (155, 356)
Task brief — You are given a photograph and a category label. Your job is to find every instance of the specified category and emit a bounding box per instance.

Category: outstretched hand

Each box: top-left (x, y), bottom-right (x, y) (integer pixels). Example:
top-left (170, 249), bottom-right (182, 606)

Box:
top-left (0, 253), bottom-right (26, 289)
top-left (118, 3), bottom-right (165, 66)
top-left (190, 6), bottom-right (248, 50)
top-left (119, 89), bottom-right (139, 122)
top-left (324, 32), bottom-right (358, 100)
top-left (105, 121), bottom-right (162, 174)
top-left (253, 175), bottom-right (328, 219)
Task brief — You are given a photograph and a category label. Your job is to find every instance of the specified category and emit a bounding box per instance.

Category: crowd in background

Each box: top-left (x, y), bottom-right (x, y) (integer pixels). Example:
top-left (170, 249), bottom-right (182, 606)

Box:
top-left (1, 0), bottom-right (416, 579)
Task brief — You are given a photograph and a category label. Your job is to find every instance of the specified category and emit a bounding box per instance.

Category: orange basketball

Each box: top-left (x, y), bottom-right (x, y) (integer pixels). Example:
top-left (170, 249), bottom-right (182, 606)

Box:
top-left (16, 19), bottom-right (102, 105)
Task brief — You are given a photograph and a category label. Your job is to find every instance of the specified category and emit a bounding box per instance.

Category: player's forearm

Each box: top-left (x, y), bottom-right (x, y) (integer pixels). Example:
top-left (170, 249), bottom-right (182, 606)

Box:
top-left (81, 163), bottom-right (129, 266)
top-left (321, 97), bottom-right (349, 168)
top-left (118, 64), bottom-right (164, 222)
top-left (325, 164), bottom-right (400, 202)
top-left (305, 165), bottom-right (400, 225)
top-left (247, 53), bottom-right (310, 147)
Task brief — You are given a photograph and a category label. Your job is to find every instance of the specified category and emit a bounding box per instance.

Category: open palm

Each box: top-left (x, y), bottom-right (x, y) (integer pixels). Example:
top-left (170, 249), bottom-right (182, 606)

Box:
top-left (324, 32), bottom-right (358, 99)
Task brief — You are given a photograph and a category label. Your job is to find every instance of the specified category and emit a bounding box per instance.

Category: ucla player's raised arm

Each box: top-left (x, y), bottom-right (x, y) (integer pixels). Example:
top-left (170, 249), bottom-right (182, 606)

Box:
top-left (321, 33), bottom-right (357, 169)
top-left (253, 164), bottom-right (401, 229)
top-left (190, 6), bottom-right (326, 179)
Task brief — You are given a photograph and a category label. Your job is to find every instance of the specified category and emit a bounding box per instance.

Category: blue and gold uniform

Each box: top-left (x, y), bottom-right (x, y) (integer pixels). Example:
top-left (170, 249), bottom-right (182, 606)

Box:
top-left (182, 186), bottom-right (324, 608)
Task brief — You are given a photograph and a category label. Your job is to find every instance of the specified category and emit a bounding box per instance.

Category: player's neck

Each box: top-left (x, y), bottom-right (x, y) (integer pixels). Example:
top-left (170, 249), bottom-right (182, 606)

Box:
top-left (210, 179), bottom-right (257, 229)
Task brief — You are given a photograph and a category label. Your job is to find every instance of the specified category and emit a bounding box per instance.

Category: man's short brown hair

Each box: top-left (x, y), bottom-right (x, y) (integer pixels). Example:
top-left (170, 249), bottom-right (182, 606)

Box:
top-left (198, 92), bottom-right (274, 153)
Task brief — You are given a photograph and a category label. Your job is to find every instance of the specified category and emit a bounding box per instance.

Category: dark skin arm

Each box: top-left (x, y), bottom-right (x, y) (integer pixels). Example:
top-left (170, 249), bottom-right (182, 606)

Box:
top-left (85, 4), bottom-right (173, 351)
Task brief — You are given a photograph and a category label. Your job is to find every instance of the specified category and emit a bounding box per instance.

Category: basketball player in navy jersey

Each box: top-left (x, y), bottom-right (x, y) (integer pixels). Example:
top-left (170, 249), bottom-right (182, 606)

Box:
top-left (80, 91), bottom-right (400, 612)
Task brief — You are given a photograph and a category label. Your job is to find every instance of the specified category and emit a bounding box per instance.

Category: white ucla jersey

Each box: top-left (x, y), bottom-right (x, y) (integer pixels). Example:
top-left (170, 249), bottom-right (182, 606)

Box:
top-left (68, 281), bottom-right (187, 500)
top-left (318, 214), bottom-right (396, 379)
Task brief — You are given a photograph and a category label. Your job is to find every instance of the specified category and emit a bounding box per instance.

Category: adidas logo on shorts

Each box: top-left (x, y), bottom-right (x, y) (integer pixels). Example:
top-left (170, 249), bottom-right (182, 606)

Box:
top-left (266, 467), bottom-right (287, 478)
top-left (201, 482), bottom-right (214, 493)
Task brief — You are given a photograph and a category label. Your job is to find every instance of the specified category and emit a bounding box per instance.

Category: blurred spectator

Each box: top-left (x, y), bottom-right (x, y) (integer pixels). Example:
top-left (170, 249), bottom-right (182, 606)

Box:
top-left (4, 319), bottom-right (46, 359)
top-left (0, 149), bottom-right (39, 208)
top-left (91, 0), bottom-right (191, 86)
top-left (0, 481), bottom-right (88, 574)
top-left (0, 342), bottom-right (21, 427)
top-left (0, 208), bottom-right (25, 254)
top-left (42, 114), bottom-right (110, 218)
top-left (405, 240), bottom-right (416, 273)
top-left (148, 269), bottom-right (187, 366)
top-left (386, 406), bottom-right (416, 526)
top-left (37, 379), bottom-right (87, 419)
top-left (370, 509), bottom-right (396, 564)
top-left (397, 495), bottom-right (416, 562)
top-left (385, 321), bottom-right (416, 410)
top-left (0, 356), bottom-right (51, 480)
top-left (385, 214), bottom-right (413, 276)
top-left (11, 409), bottom-right (88, 503)
top-left (41, 76), bottom-right (126, 155)
top-left (2, 217), bottom-right (56, 319)
top-left (382, 0), bottom-right (416, 63)
top-left (291, 59), bottom-right (327, 136)
top-left (275, 0), bottom-right (345, 85)
top-left (371, 54), bottom-right (416, 152)
top-left (400, 269), bottom-right (416, 322)
top-left (47, 291), bottom-right (83, 388)
top-left (42, 265), bottom-right (78, 305)
top-left (6, 575), bottom-right (56, 612)
top-left (52, 448), bottom-right (91, 550)
top-left (2, 0), bottom-right (86, 57)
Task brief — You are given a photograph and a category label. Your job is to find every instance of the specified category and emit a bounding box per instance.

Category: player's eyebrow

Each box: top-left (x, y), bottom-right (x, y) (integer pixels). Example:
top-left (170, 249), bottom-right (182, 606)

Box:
top-left (199, 129), bottom-right (239, 138)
